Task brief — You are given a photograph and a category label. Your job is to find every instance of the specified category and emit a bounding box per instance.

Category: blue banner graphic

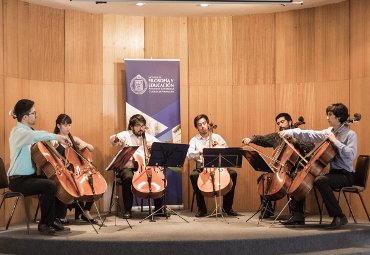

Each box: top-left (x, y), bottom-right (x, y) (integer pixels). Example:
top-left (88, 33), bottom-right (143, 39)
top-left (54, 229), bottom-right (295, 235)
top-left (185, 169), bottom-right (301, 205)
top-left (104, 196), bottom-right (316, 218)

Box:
top-left (125, 59), bottom-right (182, 206)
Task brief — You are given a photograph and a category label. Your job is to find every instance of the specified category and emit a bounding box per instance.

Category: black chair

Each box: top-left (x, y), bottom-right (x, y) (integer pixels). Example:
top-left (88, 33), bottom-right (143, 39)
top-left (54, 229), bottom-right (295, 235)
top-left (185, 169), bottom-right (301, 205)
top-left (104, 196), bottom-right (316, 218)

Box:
top-left (336, 155), bottom-right (370, 223)
top-left (315, 155), bottom-right (370, 224)
top-left (0, 158), bottom-right (30, 234)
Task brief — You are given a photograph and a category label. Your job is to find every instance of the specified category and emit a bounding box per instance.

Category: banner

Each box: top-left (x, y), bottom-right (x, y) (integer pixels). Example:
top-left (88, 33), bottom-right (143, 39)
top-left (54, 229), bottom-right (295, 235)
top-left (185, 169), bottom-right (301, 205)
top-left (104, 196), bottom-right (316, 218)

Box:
top-left (125, 59), bottom-right (182, 206)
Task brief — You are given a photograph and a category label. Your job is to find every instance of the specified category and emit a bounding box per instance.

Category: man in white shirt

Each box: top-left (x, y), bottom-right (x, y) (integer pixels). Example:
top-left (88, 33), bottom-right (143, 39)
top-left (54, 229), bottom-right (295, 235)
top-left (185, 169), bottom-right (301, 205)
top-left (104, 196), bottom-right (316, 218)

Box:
top-left (110, 114), bottom-right (166, 219)
top-left (187, 114), bottom-right (238, 217)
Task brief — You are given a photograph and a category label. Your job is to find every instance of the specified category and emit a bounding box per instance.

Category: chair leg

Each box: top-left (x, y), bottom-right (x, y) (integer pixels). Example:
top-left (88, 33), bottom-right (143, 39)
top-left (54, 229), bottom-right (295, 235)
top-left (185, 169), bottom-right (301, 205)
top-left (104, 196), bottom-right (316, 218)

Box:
top-left (22, 196), bottom-right (30, 234)
top-left (357, 192), bottom-right (370, 222)
top-left (313, 188), bottom-right (323, 224)
top-left (191, 192), bottom-right (195, 212)
top-left (6, 197), bottom-right (20, 230)
top-left (108, 181), bottom-right (116, 214)
top-left (33, 200), bottom-right (40, 223)
top-left (342, 191), bottom-right (357, 223)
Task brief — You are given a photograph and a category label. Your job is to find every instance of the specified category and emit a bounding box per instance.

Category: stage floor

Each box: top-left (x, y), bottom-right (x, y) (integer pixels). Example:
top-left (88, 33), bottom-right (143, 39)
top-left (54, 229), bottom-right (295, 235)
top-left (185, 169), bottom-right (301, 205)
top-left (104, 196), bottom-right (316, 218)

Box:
top-left (1, 210), bottom-right (370, 255)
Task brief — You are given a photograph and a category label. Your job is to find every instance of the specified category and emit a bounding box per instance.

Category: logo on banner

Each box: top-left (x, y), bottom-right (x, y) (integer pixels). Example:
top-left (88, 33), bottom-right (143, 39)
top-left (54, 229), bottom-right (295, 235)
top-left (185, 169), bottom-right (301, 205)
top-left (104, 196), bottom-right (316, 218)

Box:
top-left (130, 75), bottom-right (148, 95)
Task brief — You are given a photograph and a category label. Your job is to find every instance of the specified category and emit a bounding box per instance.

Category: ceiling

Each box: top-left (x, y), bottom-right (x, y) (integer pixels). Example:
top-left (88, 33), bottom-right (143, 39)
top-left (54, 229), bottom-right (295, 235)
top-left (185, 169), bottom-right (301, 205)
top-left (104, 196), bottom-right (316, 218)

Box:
top-left (22, 0), bottom-right (345, 16)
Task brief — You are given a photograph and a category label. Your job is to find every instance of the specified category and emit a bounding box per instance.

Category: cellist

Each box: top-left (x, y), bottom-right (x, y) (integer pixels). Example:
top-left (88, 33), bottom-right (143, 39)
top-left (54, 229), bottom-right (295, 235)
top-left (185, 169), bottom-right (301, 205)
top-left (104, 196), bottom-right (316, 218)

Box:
top-left (279, 103), bottom-right (357, 228)
top-left (187, 114), bottom-right (238, 217)
top-left (52, 114), bottom-right (97, 224)
top-left (109, 114), bottom-right (166, 219)
top-left (7, 99), bottom-right (71, 235)
top-left (242, 113), bottom-right (314, 222)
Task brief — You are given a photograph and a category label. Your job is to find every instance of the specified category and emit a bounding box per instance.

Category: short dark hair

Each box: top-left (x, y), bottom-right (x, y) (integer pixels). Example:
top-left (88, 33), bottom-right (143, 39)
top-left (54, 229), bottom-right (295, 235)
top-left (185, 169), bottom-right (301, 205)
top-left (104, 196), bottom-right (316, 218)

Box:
top-left (13, 99), bottom-right (34, 122)
top-left (54, 114), bottom-right (72, 134)
top-left (128, 114), bottom-right (146, 130)
top-left (326, 103), bottom-right (349, 123)
top-left (275, 113), bottom-right (292, 122)
top-left (193, 114), bottom-right (209, 128)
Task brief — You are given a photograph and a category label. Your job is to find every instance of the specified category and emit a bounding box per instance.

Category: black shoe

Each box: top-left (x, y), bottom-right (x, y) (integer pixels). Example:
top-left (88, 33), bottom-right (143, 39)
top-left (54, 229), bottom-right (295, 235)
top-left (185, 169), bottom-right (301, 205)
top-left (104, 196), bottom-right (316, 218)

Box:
top-left (328, 215), bottom-right (348, 229)
top-left (123, 211), bottom-right (132, 219)
top-left (226, 209), bottom-right (239, 216)
top-left (38, 224), bottom-right (56, 235)
top-left (281, 217), bottom-right (305, 226)
top-left (195, 211), bottom-right (207, 217)
top-left (52, 220), bottom-right (70, 231)
top-left (81, 214), bottom-right (98, 224)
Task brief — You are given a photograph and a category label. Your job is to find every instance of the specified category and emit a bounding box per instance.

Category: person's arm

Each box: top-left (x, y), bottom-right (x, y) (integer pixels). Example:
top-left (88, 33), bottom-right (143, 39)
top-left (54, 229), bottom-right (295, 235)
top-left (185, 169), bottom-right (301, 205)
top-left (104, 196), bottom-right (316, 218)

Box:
top-left (187, 137), bottom-right (201, 160)
top-left (73, 136), bottom-right (94, 151)
top-left (110, 131), bottom-right (126, 146)
top-left (280, 128), bottom-right (329, 143)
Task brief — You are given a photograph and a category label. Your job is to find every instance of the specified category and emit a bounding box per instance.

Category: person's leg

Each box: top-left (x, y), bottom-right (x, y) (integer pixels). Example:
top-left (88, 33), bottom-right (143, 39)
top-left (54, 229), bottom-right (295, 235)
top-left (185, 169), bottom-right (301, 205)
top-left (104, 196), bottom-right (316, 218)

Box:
top-left (190, 169), bottom-right (207, 216)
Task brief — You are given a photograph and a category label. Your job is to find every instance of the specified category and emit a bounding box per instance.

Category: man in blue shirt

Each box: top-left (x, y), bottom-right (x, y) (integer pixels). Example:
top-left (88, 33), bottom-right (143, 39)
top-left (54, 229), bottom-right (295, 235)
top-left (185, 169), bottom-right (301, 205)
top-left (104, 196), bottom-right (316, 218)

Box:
top-left (279, 103), bottom-right (357, 228)
top-left (8, 99), bottom-right (71, 235)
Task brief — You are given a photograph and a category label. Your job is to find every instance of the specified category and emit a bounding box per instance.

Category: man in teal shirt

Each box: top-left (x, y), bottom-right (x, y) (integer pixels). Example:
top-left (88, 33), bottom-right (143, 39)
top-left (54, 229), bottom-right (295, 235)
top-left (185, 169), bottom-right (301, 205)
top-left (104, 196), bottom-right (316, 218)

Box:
top-left (8, 99), bottom-right (70, 235)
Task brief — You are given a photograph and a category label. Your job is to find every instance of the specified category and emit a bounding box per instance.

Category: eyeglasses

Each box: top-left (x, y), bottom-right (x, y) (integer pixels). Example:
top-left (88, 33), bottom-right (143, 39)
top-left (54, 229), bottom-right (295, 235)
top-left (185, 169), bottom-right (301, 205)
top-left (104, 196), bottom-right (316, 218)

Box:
top-left (276, 119), bottom-right (287, 126)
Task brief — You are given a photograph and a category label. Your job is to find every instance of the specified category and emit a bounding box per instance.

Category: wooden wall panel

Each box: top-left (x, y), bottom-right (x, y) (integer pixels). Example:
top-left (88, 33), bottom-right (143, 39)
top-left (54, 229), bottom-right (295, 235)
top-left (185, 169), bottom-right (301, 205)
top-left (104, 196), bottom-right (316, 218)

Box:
top-left (102, 14), bottom-right (144, 209)
top-left (28, 5), bottom-right (65, 82)
top-left (232, 14), bottom-right (275, 86)
top-left (314, 1), bottom-right (349, 82)
top-left (28, 80), bottom-right (65, 132)
top-left (65, 10), bottom-right (103, 84)
top-left (276, 9), bottom-right (316, 84)
top-left (349, 78), bottom-right (370, 219)
top-left (232, 84), bottom-right (276, 210)
top-left (350, 0), bottom-right (370, 79)
top-left (188, 17), bottom-right (232, 87)
top-left (0, 0), bottom-right (4, 77)
top-left (3, 0), bottom-right (29, 79)
top-left (144, 16), bottom-right (190, 207)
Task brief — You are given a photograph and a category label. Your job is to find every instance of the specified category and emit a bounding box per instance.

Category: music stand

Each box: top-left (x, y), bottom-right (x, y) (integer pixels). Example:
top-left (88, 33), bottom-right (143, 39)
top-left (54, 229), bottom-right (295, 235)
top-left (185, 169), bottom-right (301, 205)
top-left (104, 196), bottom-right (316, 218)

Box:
top-left (242, 149), bottom-right (275, 223)
top-left (202, 147), bottom-right (243, 221)
top-left (139, 142), bottom-right (189, 223)
top-left (100, 146), bottom-right (138, 230)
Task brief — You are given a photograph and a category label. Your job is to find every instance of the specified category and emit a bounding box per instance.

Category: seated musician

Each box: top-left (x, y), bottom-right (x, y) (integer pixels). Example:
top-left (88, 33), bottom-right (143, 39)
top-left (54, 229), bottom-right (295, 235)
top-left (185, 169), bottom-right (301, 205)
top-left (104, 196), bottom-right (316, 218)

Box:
top-left (187, 114), bottom-right (238, 217)
top-left (52, 114), bottom-right (97, 224)
top-left (279, 103), bottom-right (357, 228)
top-left (110, 114), bottom-right (167, 219)
top-left (8, 99), bottom-right (70, 235)
top-left (242, 113), bottom-right (314, 222)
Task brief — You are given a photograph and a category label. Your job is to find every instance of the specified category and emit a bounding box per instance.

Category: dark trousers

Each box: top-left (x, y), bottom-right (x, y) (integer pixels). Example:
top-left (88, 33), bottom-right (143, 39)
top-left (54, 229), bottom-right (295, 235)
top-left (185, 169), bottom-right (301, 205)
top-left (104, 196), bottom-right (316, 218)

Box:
top-left (120, 168), bottom-right (163, 212)
top-left (314, 170), bottom-right (354, 217)
top-left (190, 168), bottom-right (237, 213)
top-left (9, 175), bottom-right (56, 226)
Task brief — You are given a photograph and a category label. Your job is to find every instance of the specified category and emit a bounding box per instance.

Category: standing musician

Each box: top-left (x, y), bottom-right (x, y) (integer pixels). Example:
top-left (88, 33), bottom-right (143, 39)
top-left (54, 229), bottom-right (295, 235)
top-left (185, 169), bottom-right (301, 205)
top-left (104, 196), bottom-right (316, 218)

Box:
top-left (279, 103), bottom-right (357, 228)
top-left (242, 113), bottom-right (314, 222)
top-left (52, 114), bottom-right (97, 224)
top-left (187, 114), bottom-right (238, 217)
top-left (110, 114), bottom-right (167, 219)
top-left (8, 99), bottom-right (70, 235)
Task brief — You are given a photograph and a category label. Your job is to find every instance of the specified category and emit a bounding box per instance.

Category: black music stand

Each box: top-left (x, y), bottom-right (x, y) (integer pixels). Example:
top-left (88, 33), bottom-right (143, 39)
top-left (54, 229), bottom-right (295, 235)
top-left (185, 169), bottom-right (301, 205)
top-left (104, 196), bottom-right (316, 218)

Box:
top-left (202, 147), bottom-right (243, 221)
top-left (139, 142), bottom-right (189, 223)
top-left (243, 149), bottom-right (275, 223)
top-left (100, 146), bottom-right (138, 230)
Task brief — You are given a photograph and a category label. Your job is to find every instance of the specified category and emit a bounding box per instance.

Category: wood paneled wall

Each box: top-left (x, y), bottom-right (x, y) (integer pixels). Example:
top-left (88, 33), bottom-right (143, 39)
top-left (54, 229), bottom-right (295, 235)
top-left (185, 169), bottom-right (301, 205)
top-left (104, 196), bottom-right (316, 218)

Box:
top-left (1, 0), bottom-right (370, 226)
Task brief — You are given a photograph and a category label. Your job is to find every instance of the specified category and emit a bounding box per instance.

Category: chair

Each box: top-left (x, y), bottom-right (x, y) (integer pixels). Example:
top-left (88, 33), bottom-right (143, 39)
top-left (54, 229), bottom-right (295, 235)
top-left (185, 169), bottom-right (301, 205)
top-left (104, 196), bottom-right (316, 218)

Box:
top-left (0, 158), bottom-right (30, 234)
top-left (315, 155), bottom-right (370, 224)
top-left (335, 155), bottom-right (370, 223)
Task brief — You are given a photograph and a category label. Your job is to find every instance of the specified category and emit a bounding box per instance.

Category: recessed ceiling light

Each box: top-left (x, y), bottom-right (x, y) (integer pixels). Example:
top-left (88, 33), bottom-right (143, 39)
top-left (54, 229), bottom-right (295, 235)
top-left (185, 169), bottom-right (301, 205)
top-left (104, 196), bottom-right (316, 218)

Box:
top-left (136, 2), bottom-right (145, 6)
top-left (200, 3), bottom-right (209, 7)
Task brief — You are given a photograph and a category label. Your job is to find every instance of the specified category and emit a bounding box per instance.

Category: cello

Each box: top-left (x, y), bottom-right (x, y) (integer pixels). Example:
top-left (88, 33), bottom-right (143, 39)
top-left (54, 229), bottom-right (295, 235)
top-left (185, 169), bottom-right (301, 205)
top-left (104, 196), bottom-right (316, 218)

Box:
top-left (131, 133), bottom-right (165, 199)
top-left (31, 141), bottom-right (80, 204)
top-left (64, 133), bottom-right (107, 202)
top-left (257, 117), bottom-right (306, 201)
top-left (197, 123), bottom-right (233, 197)
top-left (288, 113), bottom-right (361, 200)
